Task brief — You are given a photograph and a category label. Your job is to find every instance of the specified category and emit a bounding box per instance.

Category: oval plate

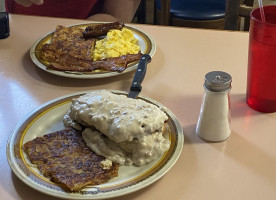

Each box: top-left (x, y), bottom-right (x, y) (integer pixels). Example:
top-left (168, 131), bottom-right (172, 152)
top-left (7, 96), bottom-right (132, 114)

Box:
top-left (30, 23), bottom-right (156, 79)
top-left (6, 90), bottom-right (183, 199)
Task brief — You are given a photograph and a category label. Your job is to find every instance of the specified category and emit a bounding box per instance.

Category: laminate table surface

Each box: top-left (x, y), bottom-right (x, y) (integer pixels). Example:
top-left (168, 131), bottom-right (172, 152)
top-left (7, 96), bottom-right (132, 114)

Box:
top-left (1, 14), bottom-right (275, 200)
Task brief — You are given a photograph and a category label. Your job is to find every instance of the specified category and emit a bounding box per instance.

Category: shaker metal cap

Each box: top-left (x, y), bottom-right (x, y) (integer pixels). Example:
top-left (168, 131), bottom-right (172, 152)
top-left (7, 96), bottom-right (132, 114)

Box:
top-left (204, 71), bottom-right (232, 92)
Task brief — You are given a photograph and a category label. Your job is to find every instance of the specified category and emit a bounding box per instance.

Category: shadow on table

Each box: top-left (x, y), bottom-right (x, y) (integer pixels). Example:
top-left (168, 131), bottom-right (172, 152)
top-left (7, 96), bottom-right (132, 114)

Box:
top-left (212, 131), bottom-right (276, 185)
top-left (230, 93), bottom-right (261, 119)
top-left (179, 93), bottom-right (264, 145)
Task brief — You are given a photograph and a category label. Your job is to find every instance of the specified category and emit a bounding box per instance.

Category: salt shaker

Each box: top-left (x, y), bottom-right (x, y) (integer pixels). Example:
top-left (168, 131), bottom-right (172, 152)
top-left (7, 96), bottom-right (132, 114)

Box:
top-left (196, 71), bottom-right (232, 142)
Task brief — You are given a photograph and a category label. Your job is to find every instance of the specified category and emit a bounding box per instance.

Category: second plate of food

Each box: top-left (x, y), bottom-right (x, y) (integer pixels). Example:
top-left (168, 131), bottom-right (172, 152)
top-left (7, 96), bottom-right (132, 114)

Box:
top-left (30, 22), bottom-right (156, 79)
top-left (7, 90), bottom-right (183, 199)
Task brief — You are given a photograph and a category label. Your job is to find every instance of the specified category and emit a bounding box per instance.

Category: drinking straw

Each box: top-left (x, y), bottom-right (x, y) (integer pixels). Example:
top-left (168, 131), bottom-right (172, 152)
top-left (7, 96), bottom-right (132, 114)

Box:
top-left (258, 0), bottom-right (266, 22)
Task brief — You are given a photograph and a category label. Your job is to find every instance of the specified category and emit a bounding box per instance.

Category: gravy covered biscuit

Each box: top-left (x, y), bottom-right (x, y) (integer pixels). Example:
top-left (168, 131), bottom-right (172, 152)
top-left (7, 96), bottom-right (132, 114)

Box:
top-left (64, 90), bottom-right (171, 166)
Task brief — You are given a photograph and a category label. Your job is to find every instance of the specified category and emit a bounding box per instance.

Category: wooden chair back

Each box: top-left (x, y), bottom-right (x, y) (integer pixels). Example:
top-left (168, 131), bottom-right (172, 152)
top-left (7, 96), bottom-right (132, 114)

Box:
top-left (224, 0), bottom-right (255, 31)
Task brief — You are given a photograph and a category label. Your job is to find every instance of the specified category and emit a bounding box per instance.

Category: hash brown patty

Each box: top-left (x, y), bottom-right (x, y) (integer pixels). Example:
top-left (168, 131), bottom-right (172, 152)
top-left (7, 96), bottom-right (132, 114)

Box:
top-left (40, 25), bottom-right (96, 63)
top-left (23, 128), bottom-right (119, 192)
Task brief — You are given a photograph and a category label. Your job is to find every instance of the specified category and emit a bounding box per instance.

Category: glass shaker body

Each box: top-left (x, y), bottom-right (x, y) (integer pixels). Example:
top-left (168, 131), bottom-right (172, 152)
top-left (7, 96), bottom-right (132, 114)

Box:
top-left (196, 71), bottom-right (232, 142)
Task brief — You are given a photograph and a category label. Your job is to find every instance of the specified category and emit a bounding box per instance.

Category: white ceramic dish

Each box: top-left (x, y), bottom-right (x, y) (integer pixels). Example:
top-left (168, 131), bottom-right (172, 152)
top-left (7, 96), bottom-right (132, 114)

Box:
top-left (30, 23), bottom-right (156, 79)
top-left (6, 90), bottom-right (183, 199)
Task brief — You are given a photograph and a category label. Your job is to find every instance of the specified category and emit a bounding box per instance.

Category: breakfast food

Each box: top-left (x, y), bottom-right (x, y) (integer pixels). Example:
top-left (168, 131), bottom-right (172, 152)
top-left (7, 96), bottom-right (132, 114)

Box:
top-left (23, 128), bottom-right (119, 192)
top-left (46, 51), bottom-right (142, 72)
top-left (93, 28), bottom-right (141, 61)
top-left (23, 91), bottom-right (171, 192)
top-left (63, 90), bottom-right (171, 166)
top-left (39, 22), bottom-right (142, 73)
top-left (82, 21), bottom-right (125, 38)
top-left (40, 25), bottom-right (96, 62)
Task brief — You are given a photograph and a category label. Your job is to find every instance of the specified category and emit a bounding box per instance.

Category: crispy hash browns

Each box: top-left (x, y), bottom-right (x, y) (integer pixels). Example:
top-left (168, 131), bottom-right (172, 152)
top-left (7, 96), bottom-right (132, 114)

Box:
top-left (40, 25), bottom-right (96, 63)
top-left (23, 129), bottom-right (119, 192)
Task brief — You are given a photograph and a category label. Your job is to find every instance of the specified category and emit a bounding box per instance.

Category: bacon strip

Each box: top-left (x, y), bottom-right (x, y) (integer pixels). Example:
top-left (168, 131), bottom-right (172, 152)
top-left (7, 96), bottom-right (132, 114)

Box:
top-left (47, 52), bottom-right (142, 73)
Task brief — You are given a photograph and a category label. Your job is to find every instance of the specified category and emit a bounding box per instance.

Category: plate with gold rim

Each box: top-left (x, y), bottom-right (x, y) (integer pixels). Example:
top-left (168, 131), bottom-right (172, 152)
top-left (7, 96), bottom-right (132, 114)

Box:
top-left (30, 23), bottom-right (156, 79)
top-left (6, 90), bottom-right (183, 199)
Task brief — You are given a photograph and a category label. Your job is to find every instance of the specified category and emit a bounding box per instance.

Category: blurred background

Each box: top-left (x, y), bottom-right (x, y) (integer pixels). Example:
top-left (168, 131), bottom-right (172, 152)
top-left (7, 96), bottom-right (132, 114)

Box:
top-left (1, 0), bottom-right (276, 31)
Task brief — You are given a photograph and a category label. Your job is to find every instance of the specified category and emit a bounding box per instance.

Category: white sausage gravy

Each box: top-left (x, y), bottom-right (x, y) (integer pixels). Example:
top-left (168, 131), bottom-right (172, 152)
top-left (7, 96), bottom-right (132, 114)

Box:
top-left (64, 90), bottom-right (171, 166)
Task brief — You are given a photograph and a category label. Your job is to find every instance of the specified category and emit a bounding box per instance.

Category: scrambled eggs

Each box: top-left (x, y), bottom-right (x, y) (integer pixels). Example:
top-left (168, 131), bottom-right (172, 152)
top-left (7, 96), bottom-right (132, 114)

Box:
top-left (93, 28), bottom-right (140, 61)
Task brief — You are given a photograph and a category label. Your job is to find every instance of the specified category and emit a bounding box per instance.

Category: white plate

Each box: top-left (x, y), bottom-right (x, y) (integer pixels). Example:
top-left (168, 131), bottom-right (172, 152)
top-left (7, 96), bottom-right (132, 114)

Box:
top-left (6, 90), bottom-right (183, 199)
top-left (30, 23), bottom-right (156, 79)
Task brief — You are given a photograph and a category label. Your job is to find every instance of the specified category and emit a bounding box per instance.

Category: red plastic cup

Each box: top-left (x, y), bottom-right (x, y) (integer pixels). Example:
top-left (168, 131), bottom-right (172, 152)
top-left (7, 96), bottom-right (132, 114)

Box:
top-left (246, 5), bottom-right (276, 113)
